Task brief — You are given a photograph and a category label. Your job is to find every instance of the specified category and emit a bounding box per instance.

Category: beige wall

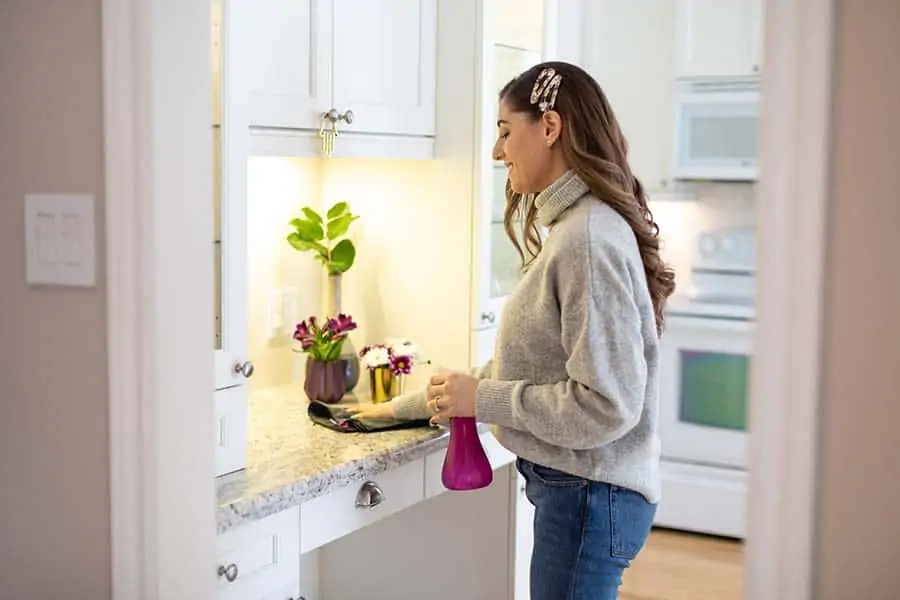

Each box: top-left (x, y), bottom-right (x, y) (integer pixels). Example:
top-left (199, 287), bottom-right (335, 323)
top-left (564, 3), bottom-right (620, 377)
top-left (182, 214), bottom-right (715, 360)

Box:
top-left (0, 1), bottom-right (110, 599)
top-left (814, 0), bottom-right (900, 597)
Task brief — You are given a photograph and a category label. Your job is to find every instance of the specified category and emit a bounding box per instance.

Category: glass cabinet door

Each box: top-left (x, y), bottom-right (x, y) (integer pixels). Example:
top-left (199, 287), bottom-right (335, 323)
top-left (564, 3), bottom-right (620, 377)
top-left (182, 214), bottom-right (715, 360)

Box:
top-left (212, 0), bottom-right (250, 392)
top-left (473, 0), bottom-right (547, 329)
top-left (213, 0), bottom-right (223, 351)
top-left (213, 0), bottom-right (252, 477)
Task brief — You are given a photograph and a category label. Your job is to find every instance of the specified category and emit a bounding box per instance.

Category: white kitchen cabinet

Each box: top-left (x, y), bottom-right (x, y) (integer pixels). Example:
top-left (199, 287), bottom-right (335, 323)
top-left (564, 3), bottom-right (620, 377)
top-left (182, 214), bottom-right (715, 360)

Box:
top-left (216, 508), bottom-right (301, 600)
top-left (213, 0), bottom-right (252, 476)
top-left (470, 0), bottom-right (550, 333)
top-left (231, 0), bottom-right (437, 159)
top-left (582, 0), bottom-right (677, 194)
top-left (674, 0), bottom-right (764, 78)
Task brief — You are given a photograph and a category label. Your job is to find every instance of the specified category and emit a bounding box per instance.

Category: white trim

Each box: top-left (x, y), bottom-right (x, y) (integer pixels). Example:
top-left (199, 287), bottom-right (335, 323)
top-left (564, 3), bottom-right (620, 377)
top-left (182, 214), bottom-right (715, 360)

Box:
top-left (746, 0), bottom-right (834, 598)
top-left (104, 0), bottom-right (216, 598)
top-left (102, 0), bottom-right (145, 596)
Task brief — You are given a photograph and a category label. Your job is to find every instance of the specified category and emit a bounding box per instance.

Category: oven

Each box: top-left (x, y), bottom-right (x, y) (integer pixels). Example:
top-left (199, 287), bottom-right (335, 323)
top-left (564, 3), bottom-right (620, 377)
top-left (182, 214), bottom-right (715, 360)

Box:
top-left (654, 226), bottom-right (755, 538)
top-left (658, 311), bottom-right (753, 470)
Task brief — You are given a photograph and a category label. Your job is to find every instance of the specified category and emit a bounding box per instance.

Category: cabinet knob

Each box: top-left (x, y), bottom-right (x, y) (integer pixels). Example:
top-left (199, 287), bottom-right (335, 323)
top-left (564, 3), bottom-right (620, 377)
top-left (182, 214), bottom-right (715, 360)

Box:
top-left (217, 563), bottom-right (239, 583)
top-left (481, 311), bottom-right (496, 325)
top-left (752, 64), bottom-right (760, 73)
top-left (233, 360), bottom-right (255, 378)
top-left (355, 480), bottom-right (385, 510)
top-left (337, 109), bottom-right (354, 125)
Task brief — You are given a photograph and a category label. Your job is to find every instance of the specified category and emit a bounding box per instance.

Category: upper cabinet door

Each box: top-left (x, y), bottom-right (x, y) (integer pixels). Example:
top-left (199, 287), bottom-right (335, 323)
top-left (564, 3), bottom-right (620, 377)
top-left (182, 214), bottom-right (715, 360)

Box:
top-left (331, 0), bottom-right (437, 137)
top-left (471, 0), bottom-right (547, 331)
top-left (234, 0), bottom-right (333, 130)
top-left (584, 0), bottom-right (677, 194)
top-left (674, 0), bottom-right (761, 78)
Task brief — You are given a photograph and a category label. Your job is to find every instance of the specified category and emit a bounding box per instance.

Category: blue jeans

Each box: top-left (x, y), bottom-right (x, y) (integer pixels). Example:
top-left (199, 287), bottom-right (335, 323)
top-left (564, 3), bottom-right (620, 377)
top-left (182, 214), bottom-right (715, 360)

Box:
top-left (517, 459), bottom-right (656, 600)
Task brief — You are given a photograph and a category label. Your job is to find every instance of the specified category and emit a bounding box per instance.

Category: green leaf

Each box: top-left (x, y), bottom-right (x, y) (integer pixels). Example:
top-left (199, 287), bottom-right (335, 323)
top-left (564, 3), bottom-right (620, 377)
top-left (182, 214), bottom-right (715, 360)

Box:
top-left (326, 202), bottom-right (349, 220)
top-left (301, 207), bottom-right (323, 224)
top-left (328, 239), bottom-right (356, 274)
top-left (290, 218), bottom-right (324, 242)
top-left (324, 339), bottom-right (344, 362)
top-left (326, 214), bottom-right (357, 240)
top-left (287, 233), bottom-right (330, 255)
top-left (287, 233), bottom-right (310, 250)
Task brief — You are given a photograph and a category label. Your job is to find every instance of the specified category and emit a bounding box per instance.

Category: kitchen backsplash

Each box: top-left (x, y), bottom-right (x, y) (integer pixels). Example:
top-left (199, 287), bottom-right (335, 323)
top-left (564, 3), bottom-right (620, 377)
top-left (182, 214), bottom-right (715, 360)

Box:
top-left (650, 181), bottom-right (756, 296)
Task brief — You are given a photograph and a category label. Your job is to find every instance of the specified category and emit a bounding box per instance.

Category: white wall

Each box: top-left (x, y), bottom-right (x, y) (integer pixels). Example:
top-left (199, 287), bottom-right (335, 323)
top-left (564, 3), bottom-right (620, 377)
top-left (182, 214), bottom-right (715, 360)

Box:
top-left (246, 157), bottom-right (323, 391)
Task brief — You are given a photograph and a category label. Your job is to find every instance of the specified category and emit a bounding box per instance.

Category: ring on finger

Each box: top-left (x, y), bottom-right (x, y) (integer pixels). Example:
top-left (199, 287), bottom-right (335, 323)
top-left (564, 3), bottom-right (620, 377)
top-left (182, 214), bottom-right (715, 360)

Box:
top-left (433, 395), bottom-right (442, 412)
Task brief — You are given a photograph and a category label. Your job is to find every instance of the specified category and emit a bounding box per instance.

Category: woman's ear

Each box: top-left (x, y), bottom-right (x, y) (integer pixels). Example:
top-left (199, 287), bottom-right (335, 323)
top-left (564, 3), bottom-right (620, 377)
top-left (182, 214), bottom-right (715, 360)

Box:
top-left (542, 111), bottom-right (562, 146)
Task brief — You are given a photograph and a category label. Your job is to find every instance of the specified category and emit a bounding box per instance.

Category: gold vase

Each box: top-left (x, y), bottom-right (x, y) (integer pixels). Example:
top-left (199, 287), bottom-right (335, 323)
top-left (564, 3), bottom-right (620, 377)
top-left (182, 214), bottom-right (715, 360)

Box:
top-left (369, 366), bottom-right (405, 404)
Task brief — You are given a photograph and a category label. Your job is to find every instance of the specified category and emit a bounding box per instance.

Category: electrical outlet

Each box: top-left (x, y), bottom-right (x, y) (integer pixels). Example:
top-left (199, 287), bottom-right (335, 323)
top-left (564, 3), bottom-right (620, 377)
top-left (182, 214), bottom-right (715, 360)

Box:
top-left (268, 290), bottom-right (283, 335)
top-left (282, 287), bottom-right (299, 328)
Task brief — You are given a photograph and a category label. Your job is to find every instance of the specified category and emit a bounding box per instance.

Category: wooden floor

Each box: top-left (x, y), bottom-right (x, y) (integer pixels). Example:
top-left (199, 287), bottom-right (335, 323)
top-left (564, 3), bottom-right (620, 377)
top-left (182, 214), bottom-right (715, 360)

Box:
top-left (619, 528), bottom-right (744, 600)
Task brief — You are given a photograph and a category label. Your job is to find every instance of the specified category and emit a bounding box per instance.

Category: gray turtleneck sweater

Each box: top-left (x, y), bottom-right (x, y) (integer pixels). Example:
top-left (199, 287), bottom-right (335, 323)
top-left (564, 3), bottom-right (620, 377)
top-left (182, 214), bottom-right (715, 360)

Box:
top-left (393, 170), bottom-right (661, 503)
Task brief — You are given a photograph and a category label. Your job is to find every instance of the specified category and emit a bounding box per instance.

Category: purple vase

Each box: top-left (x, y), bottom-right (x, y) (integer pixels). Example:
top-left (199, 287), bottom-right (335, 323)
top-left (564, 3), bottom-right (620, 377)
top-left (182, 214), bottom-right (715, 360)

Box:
top-left (441, 417), bottom-right (493, 491)
top-left (304, 358), bottom-right (346, 404)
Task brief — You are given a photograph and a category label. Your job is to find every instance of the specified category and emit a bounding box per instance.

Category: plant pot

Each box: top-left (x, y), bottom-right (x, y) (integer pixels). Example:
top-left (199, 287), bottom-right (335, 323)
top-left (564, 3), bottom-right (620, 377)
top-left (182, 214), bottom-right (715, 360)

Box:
top-left (369, 366), bottom-right (405, 404)
top-left (304, 358), bottom-right (346, 404)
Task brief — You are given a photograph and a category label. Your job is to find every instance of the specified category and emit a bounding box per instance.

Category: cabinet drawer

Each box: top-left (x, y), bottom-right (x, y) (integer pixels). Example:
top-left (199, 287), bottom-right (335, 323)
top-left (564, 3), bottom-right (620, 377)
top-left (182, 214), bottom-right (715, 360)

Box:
top-left (300, 458), bottom-right (425, 553)
top-left (216, 507), bottom-right (300, 599)
top-left (424, 431), bottom-right (516, 499)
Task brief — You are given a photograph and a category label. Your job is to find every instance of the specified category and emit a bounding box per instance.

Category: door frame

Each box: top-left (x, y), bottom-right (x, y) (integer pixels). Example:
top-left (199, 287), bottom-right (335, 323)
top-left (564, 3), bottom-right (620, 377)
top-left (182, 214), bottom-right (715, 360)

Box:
top-left (745, 0), bottom-right (834, 598)
top-left (103, 0), bottom-right (216, 597)
top-left (102, 0), bottom-right (834, 597)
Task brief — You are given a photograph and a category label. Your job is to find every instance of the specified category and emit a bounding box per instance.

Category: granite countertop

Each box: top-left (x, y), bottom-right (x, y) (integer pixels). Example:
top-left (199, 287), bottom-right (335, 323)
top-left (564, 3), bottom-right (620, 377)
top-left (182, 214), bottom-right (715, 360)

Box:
top-left (215, 384), bottom-right (452, 534)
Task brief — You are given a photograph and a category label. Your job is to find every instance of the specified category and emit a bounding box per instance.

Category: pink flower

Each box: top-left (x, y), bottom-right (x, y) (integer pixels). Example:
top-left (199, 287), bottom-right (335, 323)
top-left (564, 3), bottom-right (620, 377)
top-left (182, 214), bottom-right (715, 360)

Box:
top-left (327, 313), bottom-right (358, 337)
top-left (390, 354), bottom-right (412, 375)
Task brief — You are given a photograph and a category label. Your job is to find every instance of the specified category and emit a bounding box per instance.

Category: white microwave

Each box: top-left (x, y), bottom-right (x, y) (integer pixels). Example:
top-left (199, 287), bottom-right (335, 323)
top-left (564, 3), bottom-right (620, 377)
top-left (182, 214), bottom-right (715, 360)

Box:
top-left (672, 78), bottom-right (761, 182)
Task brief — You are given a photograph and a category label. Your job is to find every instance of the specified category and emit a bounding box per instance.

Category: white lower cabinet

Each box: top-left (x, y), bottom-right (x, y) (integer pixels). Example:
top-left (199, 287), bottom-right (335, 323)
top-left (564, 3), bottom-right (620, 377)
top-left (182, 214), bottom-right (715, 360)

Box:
top-left (215, 508), bottom-right (301, 600)
top-left (217, 435), bottom-right (533, 599)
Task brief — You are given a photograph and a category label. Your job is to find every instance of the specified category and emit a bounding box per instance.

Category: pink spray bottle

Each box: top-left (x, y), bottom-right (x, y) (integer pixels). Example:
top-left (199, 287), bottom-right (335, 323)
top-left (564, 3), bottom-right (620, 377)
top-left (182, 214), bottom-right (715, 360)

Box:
top-left (441, 416), bottom-right (493, 490)
top-left (436, 366), bottom-right (493, 491)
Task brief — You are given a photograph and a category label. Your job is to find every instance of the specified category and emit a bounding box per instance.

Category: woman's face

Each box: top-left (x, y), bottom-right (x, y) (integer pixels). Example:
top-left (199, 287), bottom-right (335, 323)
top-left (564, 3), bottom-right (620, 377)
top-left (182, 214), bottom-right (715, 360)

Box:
top-left (492, 99), bottom-right (560, 195)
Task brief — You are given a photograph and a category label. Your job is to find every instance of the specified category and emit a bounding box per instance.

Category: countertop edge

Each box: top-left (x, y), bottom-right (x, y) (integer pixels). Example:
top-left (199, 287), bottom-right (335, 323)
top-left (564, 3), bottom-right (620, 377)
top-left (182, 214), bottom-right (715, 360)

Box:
top-left (215, 427), bottom-right (453, 534)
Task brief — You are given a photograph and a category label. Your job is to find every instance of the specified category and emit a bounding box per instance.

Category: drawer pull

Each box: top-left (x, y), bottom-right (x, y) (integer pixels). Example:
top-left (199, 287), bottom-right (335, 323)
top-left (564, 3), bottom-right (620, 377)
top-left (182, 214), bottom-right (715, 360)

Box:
top-left (355, 481), bottom-right (385, 510)
top-left (217, 563), bottom-right (238, 583)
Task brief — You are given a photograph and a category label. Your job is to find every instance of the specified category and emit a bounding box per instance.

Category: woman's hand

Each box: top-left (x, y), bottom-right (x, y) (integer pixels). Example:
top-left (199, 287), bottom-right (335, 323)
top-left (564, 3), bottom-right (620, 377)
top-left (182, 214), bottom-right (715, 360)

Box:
top-left (346, 402), bottom-right (395, 421)
top-left (427, 371), bottom-right (480, 425)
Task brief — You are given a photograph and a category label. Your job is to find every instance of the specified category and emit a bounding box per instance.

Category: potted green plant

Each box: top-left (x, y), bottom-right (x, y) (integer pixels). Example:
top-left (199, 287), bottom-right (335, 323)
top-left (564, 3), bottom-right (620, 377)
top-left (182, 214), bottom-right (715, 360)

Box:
top-left (287, 202), bottom-right (361, 392)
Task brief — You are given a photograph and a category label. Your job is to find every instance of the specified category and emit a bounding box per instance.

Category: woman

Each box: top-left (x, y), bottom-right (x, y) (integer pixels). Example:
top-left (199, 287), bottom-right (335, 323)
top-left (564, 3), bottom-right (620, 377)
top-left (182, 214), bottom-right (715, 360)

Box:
top-left (353, 61), bottom-right (675, 599)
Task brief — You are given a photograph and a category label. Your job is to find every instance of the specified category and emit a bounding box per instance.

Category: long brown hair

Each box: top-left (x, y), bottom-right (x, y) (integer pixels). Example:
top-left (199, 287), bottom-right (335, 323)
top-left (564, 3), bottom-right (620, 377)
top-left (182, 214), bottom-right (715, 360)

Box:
top-left (499, 61), bottom-right (676, 334)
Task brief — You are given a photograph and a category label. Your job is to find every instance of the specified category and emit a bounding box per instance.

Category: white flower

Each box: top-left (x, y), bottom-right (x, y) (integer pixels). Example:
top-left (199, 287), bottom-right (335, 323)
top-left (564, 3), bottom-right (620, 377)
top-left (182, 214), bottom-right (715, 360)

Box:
top-left (361, 345), bottom-right (391, 369)
top-left (391, 341), bottom-right (424, 363)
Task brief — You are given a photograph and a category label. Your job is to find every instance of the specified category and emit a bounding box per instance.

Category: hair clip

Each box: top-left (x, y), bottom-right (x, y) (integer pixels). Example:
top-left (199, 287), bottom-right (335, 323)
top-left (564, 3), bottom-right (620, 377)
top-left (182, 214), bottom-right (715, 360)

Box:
top-left (530, 68), bottom-right (563, 113)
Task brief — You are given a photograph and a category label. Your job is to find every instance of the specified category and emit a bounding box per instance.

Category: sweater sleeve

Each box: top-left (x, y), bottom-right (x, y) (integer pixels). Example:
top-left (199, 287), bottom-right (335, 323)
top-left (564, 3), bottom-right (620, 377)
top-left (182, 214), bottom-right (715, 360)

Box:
top-left (475, 239), bottom-right (648, 450)
top-left (391, 358), bottom-right (495, 421)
